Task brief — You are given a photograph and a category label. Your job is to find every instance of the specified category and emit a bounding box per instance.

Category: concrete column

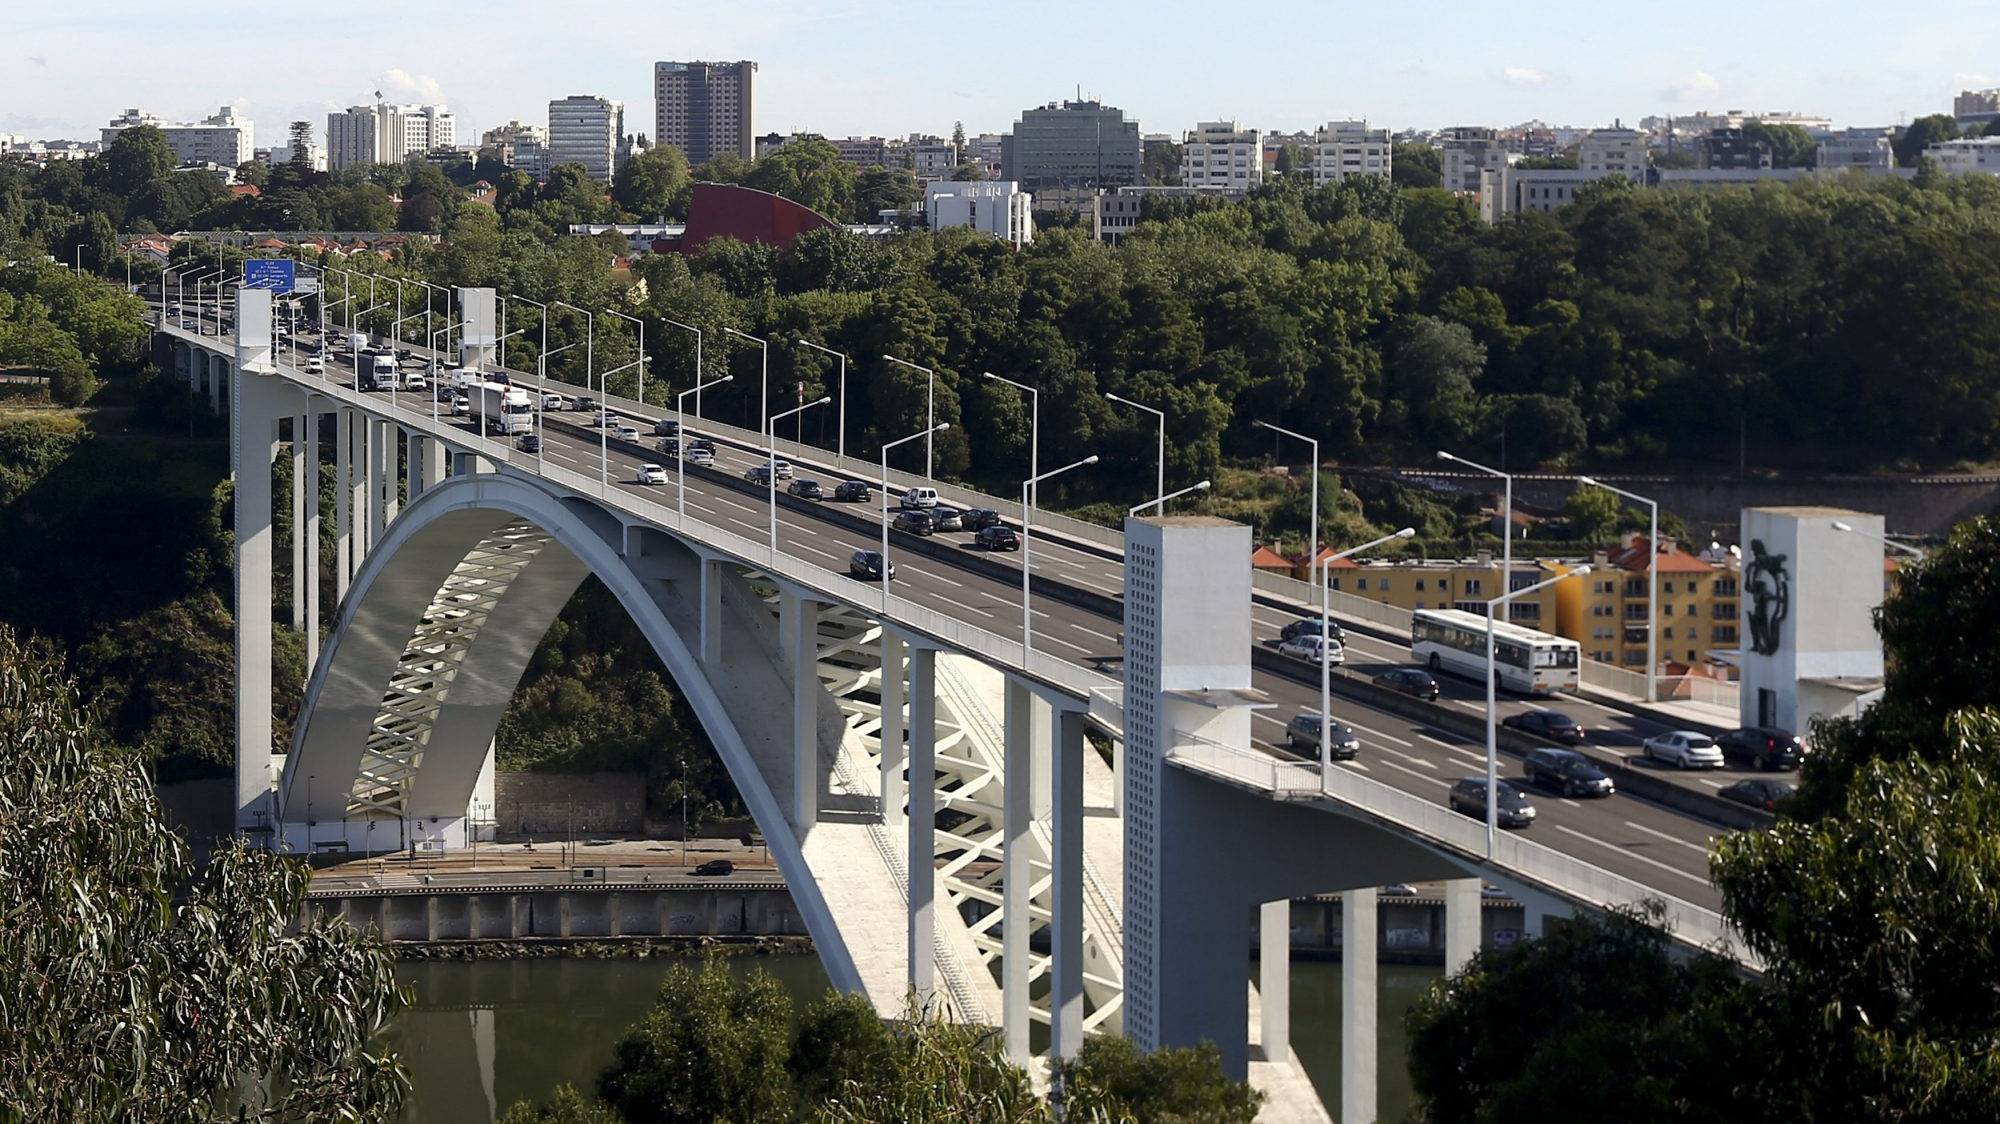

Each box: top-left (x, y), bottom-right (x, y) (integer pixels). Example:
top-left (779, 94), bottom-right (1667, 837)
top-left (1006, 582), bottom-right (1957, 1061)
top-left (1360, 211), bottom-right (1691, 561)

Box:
top-left (367, 418), bottom-right (389, 545)
top-left (404, 430), bottom-right (420, 499)
top-left (289, 415), bottom-right (306, 633)
top-left (1001, 676), bottom-right (1033, 1061)
top-left (423, 437), bottom-right (446, 494)
top-left (303, 407), bottom-right (320, 677)
top-left (381, 423), bottom-right (400, 527)
top-left (333, 409), bottom-right (352, 600)
top-left (347, 413), bottom-right (369, 573)
top-left (1050, 704), bottom-right (1086, 1060)
top-left (1444, 877), bottom-right (1482, 975)
top-left (879, 631), bottom-right (905, 830)
top-left (785, 592), bottom-right (819, 832)
top-left (1259, 899), bottom-right (1291, 1061)
top-left (698, 558), bottom-right (723, 666)
top-left (232, 377), bottom-right (277, 834)
top-left (906, 644), bottom-right (936, 1001)
top-left (1342, 889), bottom-right (1379, 1124)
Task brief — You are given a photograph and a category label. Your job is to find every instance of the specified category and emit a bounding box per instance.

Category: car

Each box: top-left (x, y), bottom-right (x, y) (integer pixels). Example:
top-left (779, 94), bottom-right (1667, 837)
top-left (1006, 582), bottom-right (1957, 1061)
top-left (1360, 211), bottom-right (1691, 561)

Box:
top-left (930, 505), bottom-right (964, 532)
top-left (961, 507), bottom-right (1004, 531)
top-left (634, 463), bottom-right (669, 485)
top-left (304, 356), bottom-right (325, 374)
top-left (787, 479), bottom-right (825, 501)
top-left (450, 394), bottom-right (469, 416)
top-left (1374, 668), bottom-right (1441, 701)
top-left (518, 433), bottom-right (542, 453)
top-left (1284, 713), bottom-right (1360, 759)
top-left (590, 409), bottom-right (612, 427)
top-left (849, 550), bottom-right (896, 582)
top-left (180, 318), bottom-right (197, 330)
top-left (760, 459), bottom-right (794, 480)
top-left (1715, 726), bottom-right (1805, 771)
top-left (1520, 747), bottom-right (1615, 797)
top-left (1448, 778), bottom-right (1537, 828)
top-left (1279, 617), bottom-right (1346, 645)
top-left (684, 446), bottom-right (715, 467)
top-left (656, 437), bottom-right (680, 456)
top-left (574, 394), bottom-right (596, 413)
top-left (1641, 730), bottom-right (1724, 770)
top-left (612, 424), bottom-right (642, 442)
top-left (1381, 883), bottom-right (1419, 897)
top-left (652, 418), bottom-right (679, 436)
top-left (744, 465), bottom-right (774, 485)
top-left (538, 392), bottom-right (567, 411)
top-left (1277, 635), bottom-right (1344, 664)
top-left (692, 858), bottom-right (735, 877)
top-left (893, 509), bottom-right (937, 536)
top-left (975, 525), bottom-right (1020, 551)
top-left (1501, 709), bottom-right (1586, 743)
top-left (833, 480), bottom-right (872, 502)
top-left (1719, 778), bottom-right (1796, 812)
top-left (900, 486), bottom-right (940, 509)
top-left (688, 438), bottom-right (717, 454)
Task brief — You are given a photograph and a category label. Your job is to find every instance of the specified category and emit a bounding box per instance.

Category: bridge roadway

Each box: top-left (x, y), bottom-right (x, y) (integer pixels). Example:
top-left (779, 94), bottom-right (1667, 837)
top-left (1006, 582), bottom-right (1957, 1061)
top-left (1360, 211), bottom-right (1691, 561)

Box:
top-left (186, 312), bottom-right (1728, 911)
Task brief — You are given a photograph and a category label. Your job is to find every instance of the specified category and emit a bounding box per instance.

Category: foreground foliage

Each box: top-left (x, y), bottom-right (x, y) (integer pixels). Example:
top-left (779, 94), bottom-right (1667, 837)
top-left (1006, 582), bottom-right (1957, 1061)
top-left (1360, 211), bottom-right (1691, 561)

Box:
top-left (0, 627), bottom-right (408, 1121)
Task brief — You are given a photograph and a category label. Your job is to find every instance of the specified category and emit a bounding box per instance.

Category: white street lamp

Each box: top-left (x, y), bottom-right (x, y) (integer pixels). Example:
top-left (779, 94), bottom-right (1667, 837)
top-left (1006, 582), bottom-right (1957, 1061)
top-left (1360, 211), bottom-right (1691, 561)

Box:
top-left (1441, 448), bottom-right (1515, 626)
top-left (882, 354), bottom-right (938, 478)
top-left (1484, 566), bottom-right (1590, 854)
top-left (508, 295), bottom-right (549, 474)
top-left (660, 316), bottom-right (705, 416)
top-left (1578, 475), bottom-right (1659, 701)
top-left (1023, 455), bottom-right (1100, 664)
top-left (1311, 529), bottom-right (1416, 785)
top-left (677, 374), bottom-right (733, 522)
top-left (1257, 420), bottom-right (1320, 608)
top-left (880, 424), bottom-right (950, 611)
top-left (795, 339), bottom-right (852, 457)
top-left (1106, 392), bottom-right (1166, 513)
top-left (724, 327), bottom-right (769, 441)
top-left (984, 371), bottom-right (1039, 516)
top-left (1833, 520), bottom-right (1927, 561)
top-left (605, 307), bottom-right (646, 405)
top-left (553, 301), bottom-right (601, 486)
top-left (1130, 479), bottom-right (1210, 516)
top-left (766, 396), bottom-right (832, 558)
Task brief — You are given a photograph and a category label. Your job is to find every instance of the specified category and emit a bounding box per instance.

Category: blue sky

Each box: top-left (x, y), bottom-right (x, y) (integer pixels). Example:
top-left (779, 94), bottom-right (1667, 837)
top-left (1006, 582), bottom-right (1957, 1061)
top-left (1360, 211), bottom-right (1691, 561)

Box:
top-left (5, 0), bottom-right (1997, 146)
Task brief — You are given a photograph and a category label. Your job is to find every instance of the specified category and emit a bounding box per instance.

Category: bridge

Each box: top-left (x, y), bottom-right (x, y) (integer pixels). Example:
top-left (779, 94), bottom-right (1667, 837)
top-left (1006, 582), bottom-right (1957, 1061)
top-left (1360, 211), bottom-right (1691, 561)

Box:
top-left (161, 283), bottom-right (1745, 1123)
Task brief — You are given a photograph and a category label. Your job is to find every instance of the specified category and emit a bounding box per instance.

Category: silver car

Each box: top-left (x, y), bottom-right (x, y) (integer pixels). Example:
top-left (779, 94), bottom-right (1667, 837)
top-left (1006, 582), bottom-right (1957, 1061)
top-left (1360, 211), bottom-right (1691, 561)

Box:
top-left (1641, 730), bottom-right (1724, 769)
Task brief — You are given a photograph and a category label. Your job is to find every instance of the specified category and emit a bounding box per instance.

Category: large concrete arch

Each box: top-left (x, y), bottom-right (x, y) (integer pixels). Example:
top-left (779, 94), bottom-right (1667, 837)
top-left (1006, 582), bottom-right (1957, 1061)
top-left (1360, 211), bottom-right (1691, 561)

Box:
top-left (277, 470), bottom-right (866, 991)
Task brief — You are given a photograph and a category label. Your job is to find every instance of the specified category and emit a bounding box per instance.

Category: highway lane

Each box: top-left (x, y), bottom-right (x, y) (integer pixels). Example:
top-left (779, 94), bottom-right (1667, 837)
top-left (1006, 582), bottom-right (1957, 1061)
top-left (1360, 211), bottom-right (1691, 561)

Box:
top-left (176, 316), bottom-right (1736, 906)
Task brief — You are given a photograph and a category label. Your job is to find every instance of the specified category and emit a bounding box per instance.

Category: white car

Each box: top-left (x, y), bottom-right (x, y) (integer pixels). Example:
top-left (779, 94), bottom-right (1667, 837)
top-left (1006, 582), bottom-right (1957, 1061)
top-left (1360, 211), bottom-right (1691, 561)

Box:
top-left (901, 485), bottom-right (940, 509)
top-left (450, 394), bottom-right (469, 416)
top-left (1278, 635), bottom-right (1344, 665)
top-left (634, 463), bottom-right (669, 485)
top-left (304, 356), bottom-right (325, 374)
top-left (539, 392), bottom-right (567, 411)
top-left (684, 446), bottom-right (715, 467)
top-left (612, 424), bottom-right (641, 442)
top-left (1642, 730), bottom-right (1724, 769)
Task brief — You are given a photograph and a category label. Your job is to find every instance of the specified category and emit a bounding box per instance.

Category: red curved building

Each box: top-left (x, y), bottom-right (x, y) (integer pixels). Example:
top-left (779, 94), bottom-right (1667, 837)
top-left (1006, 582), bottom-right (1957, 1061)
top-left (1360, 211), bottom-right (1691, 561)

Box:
top-left (664, 182), bottom-right (841, 254)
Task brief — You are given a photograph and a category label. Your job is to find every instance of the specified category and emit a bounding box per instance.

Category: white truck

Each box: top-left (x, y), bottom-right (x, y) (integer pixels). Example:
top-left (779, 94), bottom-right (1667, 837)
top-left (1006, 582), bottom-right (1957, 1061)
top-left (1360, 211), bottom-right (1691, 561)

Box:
top-left (349, 332), bottom-right (369, 354)
top-left (366, 352), bottom-right (398, 391)
top-left (470, 380), bottom-right (535, 437)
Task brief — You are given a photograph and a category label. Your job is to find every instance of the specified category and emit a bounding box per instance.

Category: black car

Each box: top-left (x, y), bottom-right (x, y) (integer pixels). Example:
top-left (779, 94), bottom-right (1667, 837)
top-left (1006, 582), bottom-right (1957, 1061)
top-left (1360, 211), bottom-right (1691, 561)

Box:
top-left (1285, 713), bottom-right (1360, 759)
top-left (653, 418), bottom-right (679, 436)
top-left (1280, 617), bottom-right (1346, 645)
top-left (1501, 709), bottom-right (1586, 743)
top-left (893, 509), bottom-right (936, 536)
top-left (517, 432), bottom-right (542, 453)
top-left (930, 505), bottom-right (965, 532)
top-left (1375, 668), bottom-right (1441, 701)
top-left (975, 525), bottom-right (1020, 551)
top-left (961, 507), bottom-right (1004, 531)
top-left (1716, 726), bottom-right (1805, 771)
top-left (1520, 747), bottom-right (1614, 797)
top-left (744, 465), bottom-right (774, 485)
top-left (1448, 778), bottom-right (1536, 828)
top-left (833, 480), bottom-right (872, 502)
top-left (1719, 778), bottom-right (1796, 812)
top-left (689, 437), bottom-right (717, 454)
top-left (787, 479), bottom-right (825, 501)
top-left (849, 550), bottom-right (895, 581)
top-left (692, 859), bottom-right (735, 877)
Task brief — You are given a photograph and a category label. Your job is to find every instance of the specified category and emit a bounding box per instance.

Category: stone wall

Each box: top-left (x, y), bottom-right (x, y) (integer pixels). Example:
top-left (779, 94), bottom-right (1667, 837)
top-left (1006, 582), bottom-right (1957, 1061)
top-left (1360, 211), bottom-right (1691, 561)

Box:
top-left (493, 771), bottom-right (646, 838)
top-left (305, 882), bottom-right (804, 942)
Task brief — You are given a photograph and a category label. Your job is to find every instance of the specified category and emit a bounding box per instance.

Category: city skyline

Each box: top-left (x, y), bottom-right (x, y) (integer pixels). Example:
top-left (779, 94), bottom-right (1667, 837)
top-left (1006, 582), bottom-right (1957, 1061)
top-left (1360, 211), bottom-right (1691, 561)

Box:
top-left (6, 0), bottom-right (1997, 150)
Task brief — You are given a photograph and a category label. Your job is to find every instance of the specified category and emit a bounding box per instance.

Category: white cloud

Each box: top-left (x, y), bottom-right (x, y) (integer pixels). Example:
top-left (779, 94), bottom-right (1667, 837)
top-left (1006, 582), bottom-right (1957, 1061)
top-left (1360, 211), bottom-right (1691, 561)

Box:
top-left (376, 68), bottom-right (447, 105)
top-left (1661, 70), bottom-right (1720, 103)
top-left (1502, 66), bottom-right (1548, 89)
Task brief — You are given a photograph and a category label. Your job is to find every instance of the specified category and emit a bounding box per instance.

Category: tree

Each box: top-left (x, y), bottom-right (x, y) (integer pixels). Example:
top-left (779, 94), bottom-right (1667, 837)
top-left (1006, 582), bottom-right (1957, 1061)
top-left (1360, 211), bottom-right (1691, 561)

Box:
top-left (0, 627), bottom-right (408, 1120)
top-left (1274, 142), bottom-right (1312, 179)
top-left (1895, 114), bottom-right (1960, 167)
top-left (1143, 139), bottom-right (1184, 185)
top-left (855, 165), bottom-right (922, 218)
top-left (1057, 1037), bottom-right (1263, 1123)
top-left (1739, 121), bottom-right (1818, 168)
top-left (746, 137), bottom-right (857, 220)
top-left (1393, 315), bottom-right (1485, 445)
top-left (952, 121), bottom-right (967, 149)
top-left (98, 125), bottom-right (176, 200)
top-left (1391, 141), bottom-right (1443, 189)
top-left (1563, 483), bottom-right (1624, 542)
top-left (611, 144), bottom-right (690, 220)
top-left (596, 957), bottom-right (795, 1124)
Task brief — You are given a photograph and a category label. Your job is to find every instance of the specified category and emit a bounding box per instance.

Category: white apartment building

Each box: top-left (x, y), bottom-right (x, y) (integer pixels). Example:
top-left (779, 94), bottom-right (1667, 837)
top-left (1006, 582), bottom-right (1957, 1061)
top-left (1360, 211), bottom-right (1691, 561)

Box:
top-left (1577, 127), bottom-right (1646, 179)
top-left (1440, 126), bottom-right (1513, 194)
top-left (548, 95), bottom-right (623, 182)
top-left (1308, 120), bottom-right (1392, 185)
top-left (1818, 127), bottom-right (1894, 170)
top-left (101, 107), bottom-right (252, 168)
top-left (99, 108), bottom-right (163, 146)
top-left (325, 102), bottom-right (452, 170)
top-left (398, 105), bottom-right (455, 156)
top-left (1479, 166), bottom-right (1603, 222)
top-left (268, 141), bottom-right (325, 171)
top-left (926, 180), bottom-right (1035, 246)
top-left (1926, 137), bottom-right (2000, 176)
top-left (1180, 121), bottom-right (1263, 189)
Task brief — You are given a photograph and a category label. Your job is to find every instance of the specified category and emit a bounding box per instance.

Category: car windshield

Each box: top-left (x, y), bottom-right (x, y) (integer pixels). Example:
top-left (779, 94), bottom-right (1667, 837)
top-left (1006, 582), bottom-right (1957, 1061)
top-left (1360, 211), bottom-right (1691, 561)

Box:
top-left (1687, 736), bottom-right (1715, 748)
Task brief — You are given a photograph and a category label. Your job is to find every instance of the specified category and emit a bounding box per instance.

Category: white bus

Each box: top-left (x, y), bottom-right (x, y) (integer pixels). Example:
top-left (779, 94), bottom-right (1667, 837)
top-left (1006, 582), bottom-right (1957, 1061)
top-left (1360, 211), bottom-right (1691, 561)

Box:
top-left (1410, 608), bottom-right (1581, 695)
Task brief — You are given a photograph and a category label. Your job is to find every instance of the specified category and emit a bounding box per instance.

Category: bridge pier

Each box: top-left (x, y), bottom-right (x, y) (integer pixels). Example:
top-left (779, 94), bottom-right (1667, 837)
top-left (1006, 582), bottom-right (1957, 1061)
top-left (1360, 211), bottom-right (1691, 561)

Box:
top-left (907, 642), bottom-right (937, 1004)
top-left (1001, 676), bottom-right (1033, 1061)
top-left (699, 557), bottom-right (724, 666)
top-left (1445, 877), bottom-right (1482, 974)
top-left (1049, 698), bottom-right (1087, 1060)
top-left (348, 410), bottom-right (369, 574)
top-left (1342, 889), bottom-right (1378, 1123)
top-left (1259, 899), bottom-right (1290, 1061)
top-left (334, 408), bottom-right (354, 600)
top-left (290, 413), bottom-right (307, 635)
top-left (302, 405), bottom-right (322, 677)
top-left (781, 591), bottom-right (821, 831)
top-left (879, 631), bottom-right (904, 831)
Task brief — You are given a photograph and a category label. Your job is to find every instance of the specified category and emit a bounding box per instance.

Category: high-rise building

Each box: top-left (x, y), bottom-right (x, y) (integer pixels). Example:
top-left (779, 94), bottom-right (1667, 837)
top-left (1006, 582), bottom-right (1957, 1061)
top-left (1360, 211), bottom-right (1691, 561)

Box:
top-left (326, 107), bottom-right (376, 171)
top-left (1700, 127), bottom-right (1773, 170)
top-left (1818, 127), bottom-right (1894, 170)
top-left (1308, 120), bottom-right (1392, 185)
top-left (1000, 99), bottom-right (1143, 190)
top-left (1956, 88), bottom-right (2000, 130)
top-left (653, 60), bottom-right (756, 165)
top-left (1180, 121), bottom-right (1262, 189)
top-left (99, 108), bottom-right (163, 146)
top-left (548, 95), bottom-right (623, 182)
top-left (1577, 126), bottom-right (1647, 180)
top-left (1439, 126), bottom-right (1513, 193)
top-left (326, 101), bottom-right (452, 170)
top-left (101, 106), bottom-right (253, 168)
top-left (925, 180), bottom-right (1035, 246)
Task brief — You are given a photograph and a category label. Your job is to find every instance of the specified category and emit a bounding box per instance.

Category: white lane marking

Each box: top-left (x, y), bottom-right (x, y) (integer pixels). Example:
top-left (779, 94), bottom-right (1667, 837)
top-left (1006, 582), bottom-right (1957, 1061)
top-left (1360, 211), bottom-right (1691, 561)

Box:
top-left (920, 569), bottom-right (964, 589)
top-left (1072, 623), bottom-right (1120, 643)
top-left (1040, 632), bottom-right (1095, 656)
top-left (1369, 756), bottom-right (1451, 789)
top-left (1338, 718), bottom-right (1414, 748)
top-left (1623, 820), bottom-right (1713, 855)
top-left (1552, 825), bottom-right (1709, 886)
top-left (790, 542), bottom-right (841, 562)
top-left (1348, 761), bottom-right (1370, 773)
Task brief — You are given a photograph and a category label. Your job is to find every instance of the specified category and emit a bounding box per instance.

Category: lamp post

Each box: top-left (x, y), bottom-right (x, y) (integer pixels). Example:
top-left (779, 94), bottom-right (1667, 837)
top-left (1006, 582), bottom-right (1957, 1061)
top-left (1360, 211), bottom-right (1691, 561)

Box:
top-left (882, 354), bottom-right (938, 478)
top-left (1256, 420), bottom-right (1320, 607)
top-left (1833, 520), bottom-right (1928, 561)
top-left (797, 338), bottom-right (852, 458)
top-left (724, 327), bottom-right (769, 441)
top-left (553, 301), bottom-right (601, 484)
top-left (1441, 449), bottom-right (1515, 623)
top-left (660, 317), bottom-right (704, 416)
top-left (1130, 479), bottom-right (1211, 516)
top-left (1107, 392), bottom-right (1166, 514)
top-left (605, 308), bottom-right (646, 406)
top-left (509, 296), bottom-right (549, 473)
top-left (1577, 476), bottom-right (1659, 701)
top-left (767, 397), bottom-right (832, 558)
top-left (880, 424), bottom-right (949, 611)
top-left (1483, 567), bottom-right (1589, 854)
top-left (1309, 529), bottom-right (1416, 785)
top-left (677, 374), bottom-right (734, 522)
top-left (1023, 455), bottom-right (1100, 664)
top-left (984, 371), bottom-right (1039, 515)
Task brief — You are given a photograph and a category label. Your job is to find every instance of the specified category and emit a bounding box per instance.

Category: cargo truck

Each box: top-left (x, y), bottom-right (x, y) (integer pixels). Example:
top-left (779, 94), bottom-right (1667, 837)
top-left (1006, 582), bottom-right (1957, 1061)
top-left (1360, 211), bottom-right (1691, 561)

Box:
top-left (470, 380), bottom-right (535, 436)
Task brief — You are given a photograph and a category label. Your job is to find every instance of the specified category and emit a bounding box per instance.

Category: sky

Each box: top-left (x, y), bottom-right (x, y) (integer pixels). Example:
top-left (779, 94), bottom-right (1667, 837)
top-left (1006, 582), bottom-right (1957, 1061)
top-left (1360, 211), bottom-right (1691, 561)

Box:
top-left (4, 0), bottom-right (1998, 147)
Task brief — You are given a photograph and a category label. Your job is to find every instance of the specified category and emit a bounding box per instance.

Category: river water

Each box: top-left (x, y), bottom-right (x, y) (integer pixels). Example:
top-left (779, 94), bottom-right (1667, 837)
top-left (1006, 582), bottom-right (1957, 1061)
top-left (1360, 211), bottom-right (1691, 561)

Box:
top-left (389, 955), bottom-right (1436, 1121)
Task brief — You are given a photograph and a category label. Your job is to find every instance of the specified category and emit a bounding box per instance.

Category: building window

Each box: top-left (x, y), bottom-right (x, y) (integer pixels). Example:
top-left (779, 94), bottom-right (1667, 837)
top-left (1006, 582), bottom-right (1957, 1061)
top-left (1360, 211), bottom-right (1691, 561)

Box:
top-left (1663, 604), bottom-right (1674, 616)
top-left (1416, 579), bottom-right (1427, 591)
top-left (1464, 579), bottom-right (1482, 595)
top-left (1664, 627), bottom-right (1674, 640)
top-left (1329, 578), bottom-right (1341, 591)
top-left (1663, 581), bottom-right (1675, 594)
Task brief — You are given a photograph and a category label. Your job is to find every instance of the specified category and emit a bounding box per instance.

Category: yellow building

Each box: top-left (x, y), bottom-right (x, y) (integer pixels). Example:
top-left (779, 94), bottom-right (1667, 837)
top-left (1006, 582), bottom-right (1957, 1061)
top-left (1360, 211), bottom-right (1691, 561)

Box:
top-left (1323, 551), bottom-right (1565, 630)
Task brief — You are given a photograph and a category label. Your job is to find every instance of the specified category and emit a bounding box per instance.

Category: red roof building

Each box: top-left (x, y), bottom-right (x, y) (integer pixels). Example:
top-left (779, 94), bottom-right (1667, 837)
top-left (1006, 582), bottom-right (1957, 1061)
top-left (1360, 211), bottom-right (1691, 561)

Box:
top-left (662, 182), bottom-right (841, 255)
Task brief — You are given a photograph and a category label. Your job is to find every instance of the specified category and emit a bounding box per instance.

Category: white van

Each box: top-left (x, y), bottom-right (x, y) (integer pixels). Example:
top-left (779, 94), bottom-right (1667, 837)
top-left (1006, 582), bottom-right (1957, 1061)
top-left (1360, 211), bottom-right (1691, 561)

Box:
top-left (900, 486), bottom-right (940, 510)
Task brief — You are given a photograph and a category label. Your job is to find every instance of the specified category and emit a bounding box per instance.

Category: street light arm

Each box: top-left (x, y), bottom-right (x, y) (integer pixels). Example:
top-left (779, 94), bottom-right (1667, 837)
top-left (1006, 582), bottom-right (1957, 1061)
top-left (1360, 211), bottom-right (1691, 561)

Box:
top-left (1328, 527), bottom-right (1417, 562)
top-left (1130, 479), bottom-right (1211, 516)
top-left (1438, 449), bottom-right (1507, 479)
